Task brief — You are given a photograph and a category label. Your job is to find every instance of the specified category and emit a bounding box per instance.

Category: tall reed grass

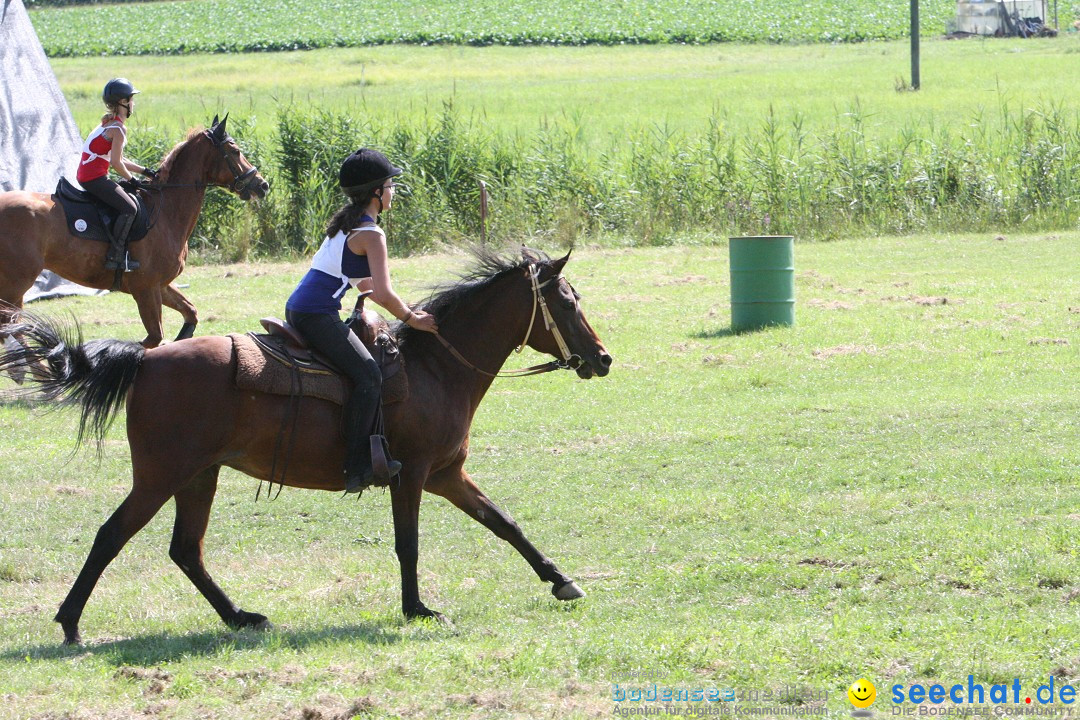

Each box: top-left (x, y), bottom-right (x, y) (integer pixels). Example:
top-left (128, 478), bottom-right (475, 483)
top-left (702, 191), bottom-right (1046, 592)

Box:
top-left (129, 101), bottom-right (1080, 260)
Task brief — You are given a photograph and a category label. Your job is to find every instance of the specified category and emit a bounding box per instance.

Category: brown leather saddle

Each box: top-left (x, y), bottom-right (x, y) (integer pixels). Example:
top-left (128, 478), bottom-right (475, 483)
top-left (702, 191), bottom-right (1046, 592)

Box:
top-left (236, 295), bottom-right (407, 493)
top-left (251, 296), bottom-right (405, 401)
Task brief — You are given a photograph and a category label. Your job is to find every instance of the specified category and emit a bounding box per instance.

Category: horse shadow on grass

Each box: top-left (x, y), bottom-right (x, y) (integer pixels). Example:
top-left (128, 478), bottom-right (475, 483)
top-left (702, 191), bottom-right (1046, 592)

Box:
top-left (2, 618), bottom-right (427, 666)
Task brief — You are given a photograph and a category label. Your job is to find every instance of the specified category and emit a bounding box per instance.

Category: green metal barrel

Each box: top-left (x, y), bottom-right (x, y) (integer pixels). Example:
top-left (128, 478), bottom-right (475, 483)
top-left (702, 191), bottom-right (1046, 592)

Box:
top-left (729, 236), bottom-right (795, 332)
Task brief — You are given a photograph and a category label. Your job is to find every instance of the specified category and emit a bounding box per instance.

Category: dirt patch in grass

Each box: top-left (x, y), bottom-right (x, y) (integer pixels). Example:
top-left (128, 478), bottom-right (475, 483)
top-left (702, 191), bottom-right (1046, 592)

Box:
top-left (807, 299), bottom-right (853, 310)
top-left (201, 664), bottom-right (309, 687)
top-left (1028, 337), bottom-right (1069, 346)
top-left (293, 695), bottom-right (379, 720)
top-left (703, 354), bottom-right (737, 365)
top-left (812, 344), bottom-right (878, 359)
top-left (54, 485), bottom-right (93, 497)
top-left (654, 274), bottom-right (710, 287)
top-left (798, 557), bottom-right (851, 569)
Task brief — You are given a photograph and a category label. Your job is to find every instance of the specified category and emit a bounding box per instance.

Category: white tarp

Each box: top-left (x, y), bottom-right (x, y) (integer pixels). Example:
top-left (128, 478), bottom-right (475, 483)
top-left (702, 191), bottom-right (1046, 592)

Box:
top-left (0, 0), bottom-right (105, 301)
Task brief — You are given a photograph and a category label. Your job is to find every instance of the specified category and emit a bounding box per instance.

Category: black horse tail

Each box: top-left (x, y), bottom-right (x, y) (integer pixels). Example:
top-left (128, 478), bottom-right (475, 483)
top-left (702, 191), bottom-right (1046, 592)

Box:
top-left (0, 310), bottom-right (145, 450)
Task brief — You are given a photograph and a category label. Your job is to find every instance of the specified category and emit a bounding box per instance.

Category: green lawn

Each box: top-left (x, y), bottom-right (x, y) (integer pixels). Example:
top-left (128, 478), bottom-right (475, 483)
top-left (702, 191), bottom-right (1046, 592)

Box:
top-left (1, 235), bottom-right (1077, 718)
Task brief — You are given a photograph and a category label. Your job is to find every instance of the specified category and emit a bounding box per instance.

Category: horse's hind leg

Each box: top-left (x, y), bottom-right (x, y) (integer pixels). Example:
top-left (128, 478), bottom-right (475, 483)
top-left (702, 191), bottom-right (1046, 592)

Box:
top-left (425, 464), bottom-right (585, 601)
top-left (169, 466), bottom-right (269, 632)
top-left (161, 282), bottom-right (198, 341)
top-left (54, 484), bottom-right (173, 645)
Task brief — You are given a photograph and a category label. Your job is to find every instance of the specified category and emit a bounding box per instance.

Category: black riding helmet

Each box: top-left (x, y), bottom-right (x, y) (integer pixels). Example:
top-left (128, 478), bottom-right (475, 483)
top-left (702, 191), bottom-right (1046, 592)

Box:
top-left (103, 78), bottom-right (140, 106)
top-left (339, 148), bottom-right (402, 196)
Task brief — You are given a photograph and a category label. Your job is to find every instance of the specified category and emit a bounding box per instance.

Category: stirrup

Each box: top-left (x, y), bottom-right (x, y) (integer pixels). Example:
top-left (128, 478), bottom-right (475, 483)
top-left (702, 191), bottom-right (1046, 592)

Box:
top-left (122, 252), bottom-right (140, 272)
top-left (344, 459), bottom-right (402, 495)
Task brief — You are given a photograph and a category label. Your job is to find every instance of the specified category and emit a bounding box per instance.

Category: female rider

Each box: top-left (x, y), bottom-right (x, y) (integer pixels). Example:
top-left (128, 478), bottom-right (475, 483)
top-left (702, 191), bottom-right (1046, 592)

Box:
top-left (285, 149), bottom-right (438, 494)
top-left (76, 77), bottom-right (157, 271)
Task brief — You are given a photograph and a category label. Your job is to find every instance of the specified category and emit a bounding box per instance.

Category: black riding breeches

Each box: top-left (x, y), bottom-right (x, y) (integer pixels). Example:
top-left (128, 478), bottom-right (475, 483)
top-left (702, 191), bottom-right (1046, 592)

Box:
top-left (285, 309), bottom-right (383, 474)
top-left (81, 176), bottom-right (137, 216)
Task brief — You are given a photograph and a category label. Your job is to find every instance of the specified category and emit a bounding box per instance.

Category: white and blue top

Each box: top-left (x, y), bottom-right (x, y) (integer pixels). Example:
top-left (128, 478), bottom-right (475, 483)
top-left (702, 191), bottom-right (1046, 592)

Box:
top-left (286, 216), bottom-right (380, 314)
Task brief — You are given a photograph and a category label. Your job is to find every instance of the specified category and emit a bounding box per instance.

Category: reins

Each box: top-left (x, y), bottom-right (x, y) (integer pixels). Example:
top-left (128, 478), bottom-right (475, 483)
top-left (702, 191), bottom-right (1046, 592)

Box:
top-left (432, 263), bottom-right (582, 378)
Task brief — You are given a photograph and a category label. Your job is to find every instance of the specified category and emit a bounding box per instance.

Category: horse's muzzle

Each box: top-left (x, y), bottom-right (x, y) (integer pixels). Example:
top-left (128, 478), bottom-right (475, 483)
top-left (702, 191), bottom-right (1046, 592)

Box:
top-left (240, 177), bottom-right (270, 201)
top-left (576, 351), bottom-right (612, 379)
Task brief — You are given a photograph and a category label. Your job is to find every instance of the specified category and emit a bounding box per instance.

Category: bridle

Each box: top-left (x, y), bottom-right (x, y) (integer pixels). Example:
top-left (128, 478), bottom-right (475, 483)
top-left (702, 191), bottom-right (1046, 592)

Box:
top-left (207, 130), bottom-right (261, 195)
top-left (144, 129), bottom-right (261, 194)
top-left (433, 263), bottom-right (584, 378)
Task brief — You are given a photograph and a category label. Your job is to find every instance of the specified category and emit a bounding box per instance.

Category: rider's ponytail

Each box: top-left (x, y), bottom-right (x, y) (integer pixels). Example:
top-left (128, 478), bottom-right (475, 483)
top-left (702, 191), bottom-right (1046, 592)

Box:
top-left (324, 188), bottom-right (380, 238)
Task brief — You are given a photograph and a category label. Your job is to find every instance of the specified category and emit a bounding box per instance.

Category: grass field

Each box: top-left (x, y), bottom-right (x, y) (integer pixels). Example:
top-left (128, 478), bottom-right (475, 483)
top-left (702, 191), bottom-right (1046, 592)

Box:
top-left (52, 38), bottom-right (1080, 145)
top-left (1, 236), bottom-right (1078, 719)
top-left (45, 38), bottom-right (1080, 254)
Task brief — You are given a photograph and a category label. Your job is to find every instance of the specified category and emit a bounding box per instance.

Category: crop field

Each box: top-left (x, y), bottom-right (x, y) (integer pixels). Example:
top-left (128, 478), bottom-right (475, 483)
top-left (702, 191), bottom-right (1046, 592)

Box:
top-left (1, 235), bottom-right (1078, 719)
top-left (29, 0), bottom-right (959, 57)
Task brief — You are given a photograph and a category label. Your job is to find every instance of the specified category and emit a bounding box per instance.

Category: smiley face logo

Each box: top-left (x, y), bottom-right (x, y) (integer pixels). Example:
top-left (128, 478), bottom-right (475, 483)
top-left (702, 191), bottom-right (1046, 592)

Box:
top-left (848, 678), bottom-right (877, 709)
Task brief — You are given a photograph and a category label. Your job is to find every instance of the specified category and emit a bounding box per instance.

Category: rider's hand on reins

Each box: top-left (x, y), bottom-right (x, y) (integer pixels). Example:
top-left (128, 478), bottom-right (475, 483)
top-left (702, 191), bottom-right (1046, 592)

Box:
top-left (141, 167), bottom-right (159, 180)
top-left (406, 310), bottom-right (438, 333)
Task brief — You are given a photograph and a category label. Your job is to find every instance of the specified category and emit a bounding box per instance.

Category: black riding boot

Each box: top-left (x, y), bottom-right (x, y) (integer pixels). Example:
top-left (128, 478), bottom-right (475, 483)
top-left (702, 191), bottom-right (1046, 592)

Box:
top-left (343, 382), bottom-right (401, 494)
top-left (104, 213), bottom-right (139, 271)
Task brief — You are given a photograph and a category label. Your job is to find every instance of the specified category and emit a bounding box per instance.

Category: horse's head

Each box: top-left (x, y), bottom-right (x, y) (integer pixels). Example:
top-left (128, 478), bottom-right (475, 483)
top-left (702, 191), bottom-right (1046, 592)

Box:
top-left (202, 114), bottom-right (269, 201)
top-left (521, 247), bottom-right (612, 379)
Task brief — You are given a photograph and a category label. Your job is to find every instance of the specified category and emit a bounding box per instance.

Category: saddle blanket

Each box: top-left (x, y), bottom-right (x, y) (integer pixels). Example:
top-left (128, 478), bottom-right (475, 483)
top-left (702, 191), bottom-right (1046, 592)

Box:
top-left (230, 332), bottom-right (408, 407)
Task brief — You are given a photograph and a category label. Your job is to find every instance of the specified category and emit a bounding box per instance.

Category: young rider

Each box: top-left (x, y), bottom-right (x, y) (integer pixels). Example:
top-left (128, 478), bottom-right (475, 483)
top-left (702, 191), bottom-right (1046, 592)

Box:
top-left (76, 78), bottom-right (157, 271)
top-left (285, 149), bottom-right (438, 494)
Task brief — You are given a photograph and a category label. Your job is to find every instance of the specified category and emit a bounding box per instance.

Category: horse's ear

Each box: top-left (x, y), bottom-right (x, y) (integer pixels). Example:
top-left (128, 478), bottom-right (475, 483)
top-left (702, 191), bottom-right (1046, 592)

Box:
top-left (211, 114), bottom-right (220, 128)
top-left (552, 249), bottom-right (572, 273)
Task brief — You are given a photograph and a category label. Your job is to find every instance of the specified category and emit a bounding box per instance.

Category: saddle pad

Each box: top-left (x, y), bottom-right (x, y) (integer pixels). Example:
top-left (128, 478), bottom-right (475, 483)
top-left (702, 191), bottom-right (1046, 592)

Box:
top-left (54, 178), bottom-right (151, 244)
top-left (230, 333), bottom-right (408, 406)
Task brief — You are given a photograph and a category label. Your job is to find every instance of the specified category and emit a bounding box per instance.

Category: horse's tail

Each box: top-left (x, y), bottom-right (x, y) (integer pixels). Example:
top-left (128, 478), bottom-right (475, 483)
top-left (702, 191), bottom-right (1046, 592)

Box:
top-left (0, 310), bottom-right (145, 450)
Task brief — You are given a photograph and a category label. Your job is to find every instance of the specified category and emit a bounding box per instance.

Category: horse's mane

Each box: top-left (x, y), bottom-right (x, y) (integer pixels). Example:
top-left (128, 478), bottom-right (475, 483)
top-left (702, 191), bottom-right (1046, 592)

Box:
top-left (394, 246), bottom-right (550, 349)
top-left (157, 127), bottom-right (206, 182)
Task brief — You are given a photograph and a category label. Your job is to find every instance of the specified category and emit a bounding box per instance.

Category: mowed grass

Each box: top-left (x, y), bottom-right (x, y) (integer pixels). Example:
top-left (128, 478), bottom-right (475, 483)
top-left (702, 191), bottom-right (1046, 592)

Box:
top-left (52, 38), bottom-right (1080, 147)
top-left (1, 235), bottom-right (1078, 718)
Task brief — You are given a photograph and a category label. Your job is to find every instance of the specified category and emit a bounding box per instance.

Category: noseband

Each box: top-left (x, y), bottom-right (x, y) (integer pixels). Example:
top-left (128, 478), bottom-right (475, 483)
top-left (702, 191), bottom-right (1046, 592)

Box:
top-left (433, 262), bottom-right (583, 378)
top-left (205, 130), bottom-right (260, 194)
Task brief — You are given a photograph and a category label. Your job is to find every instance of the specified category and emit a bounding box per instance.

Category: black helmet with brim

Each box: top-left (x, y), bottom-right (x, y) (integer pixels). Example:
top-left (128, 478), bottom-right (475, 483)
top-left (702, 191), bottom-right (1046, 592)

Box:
top-left (103, 77), bottom-right (140, 105)
top-left (339, 148), bottom-right (403, 196)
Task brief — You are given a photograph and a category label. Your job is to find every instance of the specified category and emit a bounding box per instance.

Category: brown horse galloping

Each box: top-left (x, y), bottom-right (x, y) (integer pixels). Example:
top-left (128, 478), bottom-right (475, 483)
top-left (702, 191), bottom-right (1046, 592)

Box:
top-left (0, 116), bottom-right (268, 348)
top-left (0, 248), bottom-right (612, 645)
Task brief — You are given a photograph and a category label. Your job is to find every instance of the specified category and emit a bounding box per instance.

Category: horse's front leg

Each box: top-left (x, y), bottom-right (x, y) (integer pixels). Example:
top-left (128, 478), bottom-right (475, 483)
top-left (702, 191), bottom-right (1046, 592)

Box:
top-left (389, 463), bottom-right (449, 624)
top-left (161, 282), bottom-right (198, 341)
top-left (424, 464), bottom-right (585, 601)
top-left (131, 286), bottom-right (165, 348)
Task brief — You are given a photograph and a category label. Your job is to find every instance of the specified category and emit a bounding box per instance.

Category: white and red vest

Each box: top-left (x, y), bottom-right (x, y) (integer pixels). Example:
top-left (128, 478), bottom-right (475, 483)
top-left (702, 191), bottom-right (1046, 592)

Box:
top-left (76, 118), bottom-right (126, 184)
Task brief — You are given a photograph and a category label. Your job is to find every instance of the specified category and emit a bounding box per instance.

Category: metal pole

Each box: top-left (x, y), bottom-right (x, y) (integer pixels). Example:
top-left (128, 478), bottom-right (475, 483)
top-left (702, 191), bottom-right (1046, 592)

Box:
top-left (479, 180), bottom-right (488, 244)
top-left (910, 0), bottom-right (921, 90)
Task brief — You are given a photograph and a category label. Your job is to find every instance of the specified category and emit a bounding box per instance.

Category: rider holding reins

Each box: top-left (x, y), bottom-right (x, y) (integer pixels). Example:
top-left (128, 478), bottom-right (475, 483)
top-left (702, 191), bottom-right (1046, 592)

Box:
top-left (76, 78), bottom-right (157, 272)
top-left (285, 149), bottom-right (438, 494)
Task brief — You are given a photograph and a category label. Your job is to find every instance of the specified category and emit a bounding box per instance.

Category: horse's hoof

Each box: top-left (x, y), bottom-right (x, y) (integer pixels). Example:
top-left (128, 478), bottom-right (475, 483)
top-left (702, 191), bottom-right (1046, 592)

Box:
top-left (229, 610), bottom-right (271, 631)
top-left (406, 606), bottom-right (453, 628)
top-left (552, 581), bottom-right (585, 601)
top-left (56, 617), bottom-right (82, 646)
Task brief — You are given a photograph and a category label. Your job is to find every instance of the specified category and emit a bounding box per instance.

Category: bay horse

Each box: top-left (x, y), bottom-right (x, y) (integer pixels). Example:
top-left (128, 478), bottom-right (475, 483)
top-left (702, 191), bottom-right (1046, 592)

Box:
top-left (0, 247), bottom-right (612, 645)
top-left (0, 115), bottom-right (268, 348)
